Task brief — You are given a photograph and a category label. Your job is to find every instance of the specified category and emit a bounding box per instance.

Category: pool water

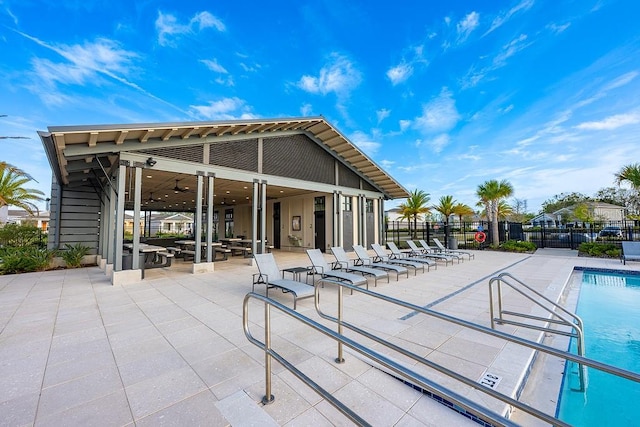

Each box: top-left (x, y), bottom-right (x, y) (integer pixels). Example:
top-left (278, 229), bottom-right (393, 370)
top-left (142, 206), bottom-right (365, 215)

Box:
top-left (557, 270), bottom-right (640, 426)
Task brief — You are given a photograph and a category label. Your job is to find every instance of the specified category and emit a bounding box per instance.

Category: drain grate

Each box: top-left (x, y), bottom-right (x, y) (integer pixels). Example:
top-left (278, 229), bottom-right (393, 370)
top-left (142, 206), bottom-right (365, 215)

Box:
top-left (479, 372), bottom-right (502, 389)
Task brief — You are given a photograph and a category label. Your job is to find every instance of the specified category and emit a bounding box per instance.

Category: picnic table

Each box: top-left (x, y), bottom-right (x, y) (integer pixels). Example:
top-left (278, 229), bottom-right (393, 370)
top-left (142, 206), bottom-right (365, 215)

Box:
top-left (174, 240), bottom-right (228, 261)
top-left (123, 243), bottom-right (174, 278)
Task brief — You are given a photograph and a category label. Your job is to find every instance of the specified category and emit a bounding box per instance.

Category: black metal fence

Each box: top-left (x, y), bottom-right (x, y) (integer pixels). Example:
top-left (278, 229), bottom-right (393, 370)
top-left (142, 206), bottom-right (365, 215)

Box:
top-left (384, 220), bottom-right (640, 250)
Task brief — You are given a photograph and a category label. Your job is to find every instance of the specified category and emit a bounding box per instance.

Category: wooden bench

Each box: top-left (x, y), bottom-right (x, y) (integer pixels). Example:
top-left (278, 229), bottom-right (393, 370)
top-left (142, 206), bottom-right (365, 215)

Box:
top-left (229, 245), bottom-right (252, 257)
top-left (141, 252), bottom-right (174, 279)
top-left (214, 246), bottom-right (231, 261)
top-left (165, 246), bottom-right (182, 258)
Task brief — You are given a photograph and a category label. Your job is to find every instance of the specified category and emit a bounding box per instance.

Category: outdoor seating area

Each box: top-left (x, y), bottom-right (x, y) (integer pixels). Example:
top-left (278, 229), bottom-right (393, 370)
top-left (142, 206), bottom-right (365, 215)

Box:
top-left (2, 248), bottom-right (637, 425)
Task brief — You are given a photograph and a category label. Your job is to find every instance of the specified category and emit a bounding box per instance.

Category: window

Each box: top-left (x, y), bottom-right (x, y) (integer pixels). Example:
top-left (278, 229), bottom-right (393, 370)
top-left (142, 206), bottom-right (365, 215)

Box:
top-left (224, 209), bottom-right (234, 238)
top-left (366, 199), bottom-right (374, 213)
top-left (343, 196), bottom-right (352, 211)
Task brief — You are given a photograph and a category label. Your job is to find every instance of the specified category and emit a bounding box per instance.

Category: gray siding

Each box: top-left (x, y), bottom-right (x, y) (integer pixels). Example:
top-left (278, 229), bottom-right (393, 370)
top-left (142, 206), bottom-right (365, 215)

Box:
top-left (50, 182), bottom-right (101, 254)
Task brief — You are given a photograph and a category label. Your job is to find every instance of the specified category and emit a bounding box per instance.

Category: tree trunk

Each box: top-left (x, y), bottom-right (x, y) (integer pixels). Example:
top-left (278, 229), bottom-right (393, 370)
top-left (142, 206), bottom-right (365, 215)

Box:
top-left (491, 203), bottom-right (500, 246)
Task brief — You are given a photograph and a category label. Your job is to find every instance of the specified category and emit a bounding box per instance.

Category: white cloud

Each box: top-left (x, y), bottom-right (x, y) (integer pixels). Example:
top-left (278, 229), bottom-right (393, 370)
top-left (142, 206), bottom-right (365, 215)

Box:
top-left (547, 22), bottom-right (571, 34)
top-left (297, 53), bottom-right (362, 97)
top-left (189, 97), bottom-right (257, 120)
top-left (414, 88), bottom-right (461, 134)
top-left (214, 76), bottom-right (234, 86)
top-left (485, 0), bottom-right (534, 36)
top-left (602, 71), bottom-right (639, 91)
top-left (239, 62), bottom-right (261, 72)
top-left (380, 159), bottom-right (395, 169)
top-left (500, 104), bottom-right (514, 114)
top-left (575, 112), bottom-right (640, 130)
top-left (386, 62), bottom-right (413, 85)
top-left (192, 11), bottom-right (225, 32)
top-left (456, 11), bottom-right (480, 44)
top-left (376, 108), bottom-right (391, 124)
top-left (428, 134), bottom-right (451, 153)
top-left (156, 11), bottom-right (225, 47)
top-left (349, 131), bottom-right (381, 156)
top-left (462, 34), bottom-right (532, 88)
top-left (200, 58), bottom-right (228, 74)
top-left (300, 103), bottom-right (313, 116)
top-left (493, 34), bottom-right (531, 66)
top-left (399, 120), bottom-right (412, 131)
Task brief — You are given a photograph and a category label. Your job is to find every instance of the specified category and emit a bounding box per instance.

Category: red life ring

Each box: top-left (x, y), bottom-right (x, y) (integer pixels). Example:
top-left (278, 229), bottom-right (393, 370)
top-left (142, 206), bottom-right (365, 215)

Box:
top-left (474, 231), bottom-right (486, 243)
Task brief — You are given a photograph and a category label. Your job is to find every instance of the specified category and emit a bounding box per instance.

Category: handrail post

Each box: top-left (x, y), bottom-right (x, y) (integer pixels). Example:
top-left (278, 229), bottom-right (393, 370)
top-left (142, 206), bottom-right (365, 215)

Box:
top-left (497, 279), bottom-right (504, 324)
top-left (336, 283), bottom-right (345, 363)
top-left (262, 300), bottom-right (274, 404)
top-left (489, 280), bottom-right (496, 329)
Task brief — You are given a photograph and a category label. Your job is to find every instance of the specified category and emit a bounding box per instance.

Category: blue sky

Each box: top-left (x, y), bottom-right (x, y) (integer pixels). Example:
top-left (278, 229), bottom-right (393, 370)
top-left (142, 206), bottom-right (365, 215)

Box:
top-left (1, 0), bottom-right (639, 213)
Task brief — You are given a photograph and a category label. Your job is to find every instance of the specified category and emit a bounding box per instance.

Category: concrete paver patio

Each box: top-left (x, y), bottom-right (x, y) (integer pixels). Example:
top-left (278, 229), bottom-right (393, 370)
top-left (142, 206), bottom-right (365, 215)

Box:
top-left (0, 248), bottom-right (636, 426)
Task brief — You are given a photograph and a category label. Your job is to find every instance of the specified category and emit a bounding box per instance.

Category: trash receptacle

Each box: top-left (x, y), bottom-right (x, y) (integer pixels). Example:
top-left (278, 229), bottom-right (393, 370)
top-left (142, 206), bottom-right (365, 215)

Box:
top-left (448, 237), bottom-right (458, 250)
top-left (122, 253), bottom-right (145, 270)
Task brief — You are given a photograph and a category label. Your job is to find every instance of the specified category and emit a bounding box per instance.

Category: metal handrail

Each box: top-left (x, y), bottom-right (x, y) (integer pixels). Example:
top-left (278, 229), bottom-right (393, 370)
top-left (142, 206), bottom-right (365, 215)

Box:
top-left (313, 279), bottom-right (640, 426)
top-left (488, 272), bottom-right (586, 390)
top-left (244, 278), bottom-right (640, 426)
top-left (242, 291), bottom-right (516, 427)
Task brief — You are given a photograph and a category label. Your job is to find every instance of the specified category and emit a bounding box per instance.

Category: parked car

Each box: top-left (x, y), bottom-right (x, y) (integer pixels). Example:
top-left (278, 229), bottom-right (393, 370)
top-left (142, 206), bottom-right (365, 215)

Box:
top-left (598, 226), bottom-right (623, 238)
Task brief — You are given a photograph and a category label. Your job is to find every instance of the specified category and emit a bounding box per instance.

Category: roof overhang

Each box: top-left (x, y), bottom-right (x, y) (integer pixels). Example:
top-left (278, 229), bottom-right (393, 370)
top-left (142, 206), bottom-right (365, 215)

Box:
top-left (39, 117), bottom-right (409, 199)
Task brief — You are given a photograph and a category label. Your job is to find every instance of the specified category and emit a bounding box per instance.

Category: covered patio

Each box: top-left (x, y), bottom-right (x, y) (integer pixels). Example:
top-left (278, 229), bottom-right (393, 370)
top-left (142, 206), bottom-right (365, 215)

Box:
top-left (38, 117), bottom-right (408, 285)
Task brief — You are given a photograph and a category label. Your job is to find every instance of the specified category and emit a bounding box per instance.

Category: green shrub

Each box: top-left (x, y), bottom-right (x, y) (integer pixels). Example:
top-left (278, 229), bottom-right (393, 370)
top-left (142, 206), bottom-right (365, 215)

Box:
top-left (499, 240), bottom-right (537, 253)
top-left (60, 243), bottom-right (90, 268)
top-left (578, 242), bottom-right (621, 258)
top-left (0, 246), bottom-right (56, 274)
top-left (0, 224), bottom-right (43, 248)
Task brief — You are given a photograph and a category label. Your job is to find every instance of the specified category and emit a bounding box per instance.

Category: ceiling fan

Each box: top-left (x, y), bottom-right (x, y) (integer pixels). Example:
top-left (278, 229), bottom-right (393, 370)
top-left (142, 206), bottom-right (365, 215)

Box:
top-left (173, 179), bottom-right (189, 193)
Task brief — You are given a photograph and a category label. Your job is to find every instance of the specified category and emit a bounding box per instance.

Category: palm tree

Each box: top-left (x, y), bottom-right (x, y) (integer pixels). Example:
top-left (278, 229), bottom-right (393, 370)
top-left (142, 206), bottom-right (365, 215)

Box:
top-left (0, 162), bottom-right (45, 215)
top-left (432, 195), bottom-right (456, 247)
top-left (496, 200), bottom-right (513, 220)
top-left (476, 179), bottom-right (514, 246)
top-left (615, 163), bottom-right (640, 191)
top-left (398, 190), bottom-right (430, 239)
top-left (452, 203), bottom-right (475, 225)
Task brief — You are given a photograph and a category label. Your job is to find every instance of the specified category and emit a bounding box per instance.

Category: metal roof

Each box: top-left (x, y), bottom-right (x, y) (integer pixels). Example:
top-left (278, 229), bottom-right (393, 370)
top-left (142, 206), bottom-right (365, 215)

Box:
top-left (39, 116), bottom-right (409, 199)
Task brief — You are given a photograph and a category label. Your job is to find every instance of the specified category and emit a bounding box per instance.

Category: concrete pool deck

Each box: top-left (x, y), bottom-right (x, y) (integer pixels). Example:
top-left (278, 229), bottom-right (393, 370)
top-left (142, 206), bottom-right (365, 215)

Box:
top-left (1, 248), bottom-right (637, 426)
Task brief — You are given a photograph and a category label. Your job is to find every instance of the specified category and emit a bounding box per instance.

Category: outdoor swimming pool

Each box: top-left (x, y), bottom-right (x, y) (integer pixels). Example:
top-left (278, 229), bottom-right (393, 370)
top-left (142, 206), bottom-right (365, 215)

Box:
top-left (557, 269), bottom-right (640, 426)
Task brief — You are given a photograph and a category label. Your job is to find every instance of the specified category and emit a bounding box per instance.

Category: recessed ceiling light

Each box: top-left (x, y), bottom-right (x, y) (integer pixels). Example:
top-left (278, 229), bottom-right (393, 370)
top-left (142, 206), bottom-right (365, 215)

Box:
top-left (243, 186), bottom-right (248, 189)
top-left (226, 190), bottom-right (230, 194)
top-left (280, 190), bottom-right (284, 193)
top-left (146, 175), bottom-right (152, 178)
top-left (232, 199), bottom-right (236, 203)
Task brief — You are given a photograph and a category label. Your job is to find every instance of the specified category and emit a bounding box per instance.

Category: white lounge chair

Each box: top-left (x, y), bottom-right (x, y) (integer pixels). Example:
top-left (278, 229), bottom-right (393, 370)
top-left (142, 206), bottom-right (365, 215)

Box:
top-left (371, 243), bottom-right (430, 276)
top-left (382, 242), bottom-right (436, 272)
top-left (352, 245), bottom-right (409, 280)
top-left (331, 246), bottom-right (389, 286)
top-left (621, 241), bottom-right (640, 265)
top-left (432, 238), bottom-right (474, 260)
top-left (253, 253), bottom-right (314, 309)
top-left (418, 240), bottom-right (462, 263)
top-left (406, 240), bottom-right (455, 265)
top-left (306, 249), bottom-right (369, 289)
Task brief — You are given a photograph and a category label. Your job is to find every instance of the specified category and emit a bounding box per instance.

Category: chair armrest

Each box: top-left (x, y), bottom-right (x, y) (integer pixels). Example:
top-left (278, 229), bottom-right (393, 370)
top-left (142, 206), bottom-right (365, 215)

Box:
top-left (332, 260), bottom-right (348, 270)
top-left (253, 273), bottom-right (268, 285)
top-left (309, 265), bottom-right (323, 275)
